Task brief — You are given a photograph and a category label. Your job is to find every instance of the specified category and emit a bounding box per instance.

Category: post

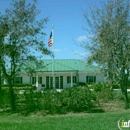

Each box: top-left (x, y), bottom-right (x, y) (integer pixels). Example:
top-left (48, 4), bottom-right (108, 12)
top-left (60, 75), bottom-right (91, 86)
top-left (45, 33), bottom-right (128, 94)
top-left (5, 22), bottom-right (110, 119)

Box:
top-left (52, 25), bottom-right (55, 89)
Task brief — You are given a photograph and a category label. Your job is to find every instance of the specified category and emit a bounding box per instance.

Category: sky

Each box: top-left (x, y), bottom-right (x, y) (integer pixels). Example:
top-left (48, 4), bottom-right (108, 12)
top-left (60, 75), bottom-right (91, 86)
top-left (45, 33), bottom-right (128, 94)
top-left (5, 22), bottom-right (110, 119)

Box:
top-left (0, 0), bottom-right (98, 60)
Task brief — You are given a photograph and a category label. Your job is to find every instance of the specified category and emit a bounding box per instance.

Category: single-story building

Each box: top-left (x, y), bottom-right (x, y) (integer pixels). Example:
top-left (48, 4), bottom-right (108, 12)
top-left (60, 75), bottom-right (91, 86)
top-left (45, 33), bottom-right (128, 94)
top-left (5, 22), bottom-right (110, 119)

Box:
top-left (4, 59), bottom-right (104, 89)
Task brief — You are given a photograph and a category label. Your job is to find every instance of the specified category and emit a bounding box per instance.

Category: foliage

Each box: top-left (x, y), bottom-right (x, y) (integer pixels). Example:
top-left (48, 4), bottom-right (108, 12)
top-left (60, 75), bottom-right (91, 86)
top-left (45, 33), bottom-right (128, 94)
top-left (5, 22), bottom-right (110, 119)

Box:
top-left (2, 84), bottom-right (32, 87)
top-left (113, 90), bottom-right (130, 101)
top-left (91, 82), bottom-right (120, 91)
top-left (0, 0), bottom-right (50, 111)
top-left (0, 90), bottom-right (10, 108)
top-left (2, 87), bottom-right (33, 91)
top-left (2, 84), bottom-right (33, 91)
top-left (111, 82), bottom-right (120, 89)
top-left (13, 86), bottom-right (98, 114)
top-left (83, 0), bottom-right (130, 109)
top-left (91, 82), bottom-right (113, 102)
top-left (1, 84), bottom-right (127, 114)
top-left (60, 86), bottom-right (97, 113)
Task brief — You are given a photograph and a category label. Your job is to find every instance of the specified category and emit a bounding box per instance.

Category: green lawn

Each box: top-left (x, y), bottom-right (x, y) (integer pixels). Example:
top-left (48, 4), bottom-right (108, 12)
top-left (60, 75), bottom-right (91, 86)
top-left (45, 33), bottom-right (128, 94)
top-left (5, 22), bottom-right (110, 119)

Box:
top-left (0, 111), bottom-right (130, 130)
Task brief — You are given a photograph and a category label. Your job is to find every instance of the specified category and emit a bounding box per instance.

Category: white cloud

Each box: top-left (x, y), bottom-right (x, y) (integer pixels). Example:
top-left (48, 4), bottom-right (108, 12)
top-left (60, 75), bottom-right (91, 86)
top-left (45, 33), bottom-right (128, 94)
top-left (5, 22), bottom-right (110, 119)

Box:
top-left (54, 48), bottom-right (61, 52)
top-left (72, 50), bottom-right (90, 57)
top-left (76, 34), bottom-right (95, 43)
top-left (76, 35), bottom-right (87, 42)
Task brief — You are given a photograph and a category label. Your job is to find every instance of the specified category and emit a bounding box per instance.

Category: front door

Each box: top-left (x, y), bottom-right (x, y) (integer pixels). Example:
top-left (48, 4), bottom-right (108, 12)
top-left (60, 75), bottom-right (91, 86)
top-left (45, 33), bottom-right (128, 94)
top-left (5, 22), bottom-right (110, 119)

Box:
top-left (46, 76), bottom-right (63, 89)
top-left (55, 76), bottom-right (63, 89)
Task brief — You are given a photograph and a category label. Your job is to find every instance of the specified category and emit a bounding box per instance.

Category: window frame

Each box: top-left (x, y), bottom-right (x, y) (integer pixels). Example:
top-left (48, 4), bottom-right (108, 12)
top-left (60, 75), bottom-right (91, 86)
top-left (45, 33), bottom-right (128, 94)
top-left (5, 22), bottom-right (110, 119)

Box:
top-left (32, 77), bottom-right (42, 84)
top-left (13, 77), bottom-right (22, 84)
top-left (67, 76), bottom-right (77, 84)
top-left (86, 76), bottom-right (96, 84)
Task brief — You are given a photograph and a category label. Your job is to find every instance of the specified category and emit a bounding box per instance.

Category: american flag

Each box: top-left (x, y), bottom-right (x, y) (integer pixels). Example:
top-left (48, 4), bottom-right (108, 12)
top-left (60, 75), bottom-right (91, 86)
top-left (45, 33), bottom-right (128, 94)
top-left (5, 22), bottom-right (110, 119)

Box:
top-left (48, 31), bottom-right (53, 47)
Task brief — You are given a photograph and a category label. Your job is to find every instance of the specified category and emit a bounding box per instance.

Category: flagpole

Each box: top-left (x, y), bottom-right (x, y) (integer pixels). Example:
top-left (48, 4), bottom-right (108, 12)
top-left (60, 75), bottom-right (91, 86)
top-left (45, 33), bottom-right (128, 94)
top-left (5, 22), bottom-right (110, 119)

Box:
top-left (52, 25), bottom-right (55, 89)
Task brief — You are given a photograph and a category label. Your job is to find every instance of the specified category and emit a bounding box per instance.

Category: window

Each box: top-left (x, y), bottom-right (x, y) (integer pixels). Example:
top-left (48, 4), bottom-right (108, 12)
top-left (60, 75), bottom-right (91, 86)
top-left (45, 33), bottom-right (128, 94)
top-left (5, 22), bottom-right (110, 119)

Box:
top-left (32, 77), bottom-right (42, 84)
top-left (67, 76), bottom-right (71, 83)
top-left (67, 76), bottom-right (77, 83)
top-left (55, 77), bottom-right (59, 89)
top-left (86, 76), bottom-right (96, 83)
top-left (73, 76), bottom-right (77, 83)
top-left (32, 77), bottom-right (36, 84)
top-left (60, 76), bottom-right (63, 89)
top-left (46, 76), bottom-right (49, 88)
top-left (38, 77), bottom-right (42, 84)
top-left (14, 77), bottom-right (22, 84)
top-left (50, 77), bottom-right (53, 88)
top-left (46, 76), bottom-right (63, 89)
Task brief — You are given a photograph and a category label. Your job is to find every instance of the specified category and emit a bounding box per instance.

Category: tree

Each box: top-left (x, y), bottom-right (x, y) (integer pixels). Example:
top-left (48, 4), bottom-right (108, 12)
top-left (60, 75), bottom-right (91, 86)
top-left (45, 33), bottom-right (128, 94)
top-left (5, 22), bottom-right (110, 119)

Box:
top-left (83, 0), bottom-right (130, 108)
top-left (0, 0), bottom-right (50, 111)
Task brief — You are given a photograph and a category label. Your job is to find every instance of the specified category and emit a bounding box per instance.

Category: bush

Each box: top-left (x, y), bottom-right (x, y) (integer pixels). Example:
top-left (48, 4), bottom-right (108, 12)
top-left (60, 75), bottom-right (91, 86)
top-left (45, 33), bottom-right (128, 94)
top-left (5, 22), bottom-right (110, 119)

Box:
top-left (42, 90), bottom-right (64, 114)
top-left (2, 84), bottom-right (33, 91)
top-left (92, 82), bottom-right (111, 92)
top-left (92, 82), bottom-right (113, 102)
top-left (15, 90), bottom-right (44, 113)
top-left (61, 86), bottom-right (97, 112)
top-left (0, 90), bottom-right (10, 108)
top-left (111, 82), bottom-right (120, 89)
top-left (78, 82), bottom-right (86, 86)
top-left (40, 86), bottom-right (98, 114)
top-left (15, 85), bottom-right (98, 114)
top-left (2, 84), bottom-right (32, 87)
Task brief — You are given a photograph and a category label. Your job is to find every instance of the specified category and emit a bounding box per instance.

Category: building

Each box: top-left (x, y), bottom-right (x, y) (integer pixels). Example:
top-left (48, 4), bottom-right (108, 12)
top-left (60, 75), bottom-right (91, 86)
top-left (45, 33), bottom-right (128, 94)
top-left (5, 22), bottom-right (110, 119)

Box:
top-left (6, 59), bottom-right (104, 89)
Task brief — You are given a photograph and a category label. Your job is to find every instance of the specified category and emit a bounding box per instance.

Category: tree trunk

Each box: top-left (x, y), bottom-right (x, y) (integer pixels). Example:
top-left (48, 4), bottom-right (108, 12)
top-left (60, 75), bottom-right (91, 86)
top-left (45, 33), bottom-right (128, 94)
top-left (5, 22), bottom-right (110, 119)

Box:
top-left (0, 68), bottom-right (1, 91)
top-left (120, 73), bottom-right (129, 109)
top-left (121, 86), bottom-right (129, 109)
top-left (0, 58), bottom-right (1, 91)
top-left (8, 78), bottom-right (16, 112)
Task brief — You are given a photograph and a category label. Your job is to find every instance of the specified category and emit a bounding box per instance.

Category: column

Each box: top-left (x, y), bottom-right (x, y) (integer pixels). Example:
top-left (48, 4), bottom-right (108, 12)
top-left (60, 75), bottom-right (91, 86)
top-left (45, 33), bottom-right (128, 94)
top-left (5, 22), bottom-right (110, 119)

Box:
top-left (36, 74), bottom-right (39, 88)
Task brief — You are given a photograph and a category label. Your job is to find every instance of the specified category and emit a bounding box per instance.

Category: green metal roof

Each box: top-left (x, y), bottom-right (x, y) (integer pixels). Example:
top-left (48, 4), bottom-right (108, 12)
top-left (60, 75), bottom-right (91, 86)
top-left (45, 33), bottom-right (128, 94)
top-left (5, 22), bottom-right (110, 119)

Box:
top-left (33, 59), bottom-right (100, 73)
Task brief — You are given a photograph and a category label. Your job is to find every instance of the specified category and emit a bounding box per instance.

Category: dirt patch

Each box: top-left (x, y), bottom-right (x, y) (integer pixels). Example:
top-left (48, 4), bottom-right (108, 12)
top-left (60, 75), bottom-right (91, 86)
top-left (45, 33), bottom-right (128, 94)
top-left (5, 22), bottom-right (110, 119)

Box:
top-left (99, 99), bottom-right (130, 112)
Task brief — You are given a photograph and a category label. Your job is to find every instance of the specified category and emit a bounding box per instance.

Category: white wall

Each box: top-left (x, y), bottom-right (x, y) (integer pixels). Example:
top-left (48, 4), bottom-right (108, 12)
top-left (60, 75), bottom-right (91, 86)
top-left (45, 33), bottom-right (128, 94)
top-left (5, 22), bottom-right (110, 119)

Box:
top-left (78, 73), bottom-right (104, 83)
top-left (78, 73), bottom-right (86, 83)
top-left (22, 75), bottom-right (30, 84)
top-left (14, 72), bottom-right (104, 88)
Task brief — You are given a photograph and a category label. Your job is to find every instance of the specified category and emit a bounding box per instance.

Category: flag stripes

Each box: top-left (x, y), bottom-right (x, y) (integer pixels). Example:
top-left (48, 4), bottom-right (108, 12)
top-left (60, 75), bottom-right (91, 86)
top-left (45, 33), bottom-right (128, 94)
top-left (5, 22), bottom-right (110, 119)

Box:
top-left (48, 31), bottom-right (53, 47)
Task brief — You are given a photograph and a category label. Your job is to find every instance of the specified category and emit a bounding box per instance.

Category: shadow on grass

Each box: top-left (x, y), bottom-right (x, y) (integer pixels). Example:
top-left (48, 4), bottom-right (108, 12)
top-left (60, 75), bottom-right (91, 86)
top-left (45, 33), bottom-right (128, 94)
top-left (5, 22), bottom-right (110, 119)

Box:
top-left (91, 108), bottom-right (105, 113)
top-left (0, 107), bottom-right (105, 117)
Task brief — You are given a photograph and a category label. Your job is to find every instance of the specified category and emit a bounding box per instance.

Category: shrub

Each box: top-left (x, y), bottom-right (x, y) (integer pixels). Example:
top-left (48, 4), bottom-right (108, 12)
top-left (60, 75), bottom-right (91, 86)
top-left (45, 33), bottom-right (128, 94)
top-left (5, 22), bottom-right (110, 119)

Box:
top-left (111, 82), bottom-right (120, 89)
top-left (78, 82), bottom-right (86, 86)
top-left (2, 84), bottom-right (32, 87)
top-left (2, 85), bottom-right (33, 91)
top-left (15, 90), bottom-right (44, 112)
top-left (92, 82), bottom-right (111, 92)
top-left (95, 89), bottom-right (113, 102)
top-left (14, 85), bottom-right (98, 114)
top-left (0, 90), bottom-right (10, 108)
top-left (61, 86), bottom-right (97, 112)
top-left (92, 82), bottom-right (113, 102)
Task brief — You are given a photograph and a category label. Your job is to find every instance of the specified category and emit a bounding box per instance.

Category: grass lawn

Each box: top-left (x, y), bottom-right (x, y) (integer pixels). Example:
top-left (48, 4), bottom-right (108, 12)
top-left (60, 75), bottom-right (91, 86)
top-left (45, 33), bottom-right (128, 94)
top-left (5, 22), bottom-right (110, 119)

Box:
top-left (0, 110), bottom-right (130, 130)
